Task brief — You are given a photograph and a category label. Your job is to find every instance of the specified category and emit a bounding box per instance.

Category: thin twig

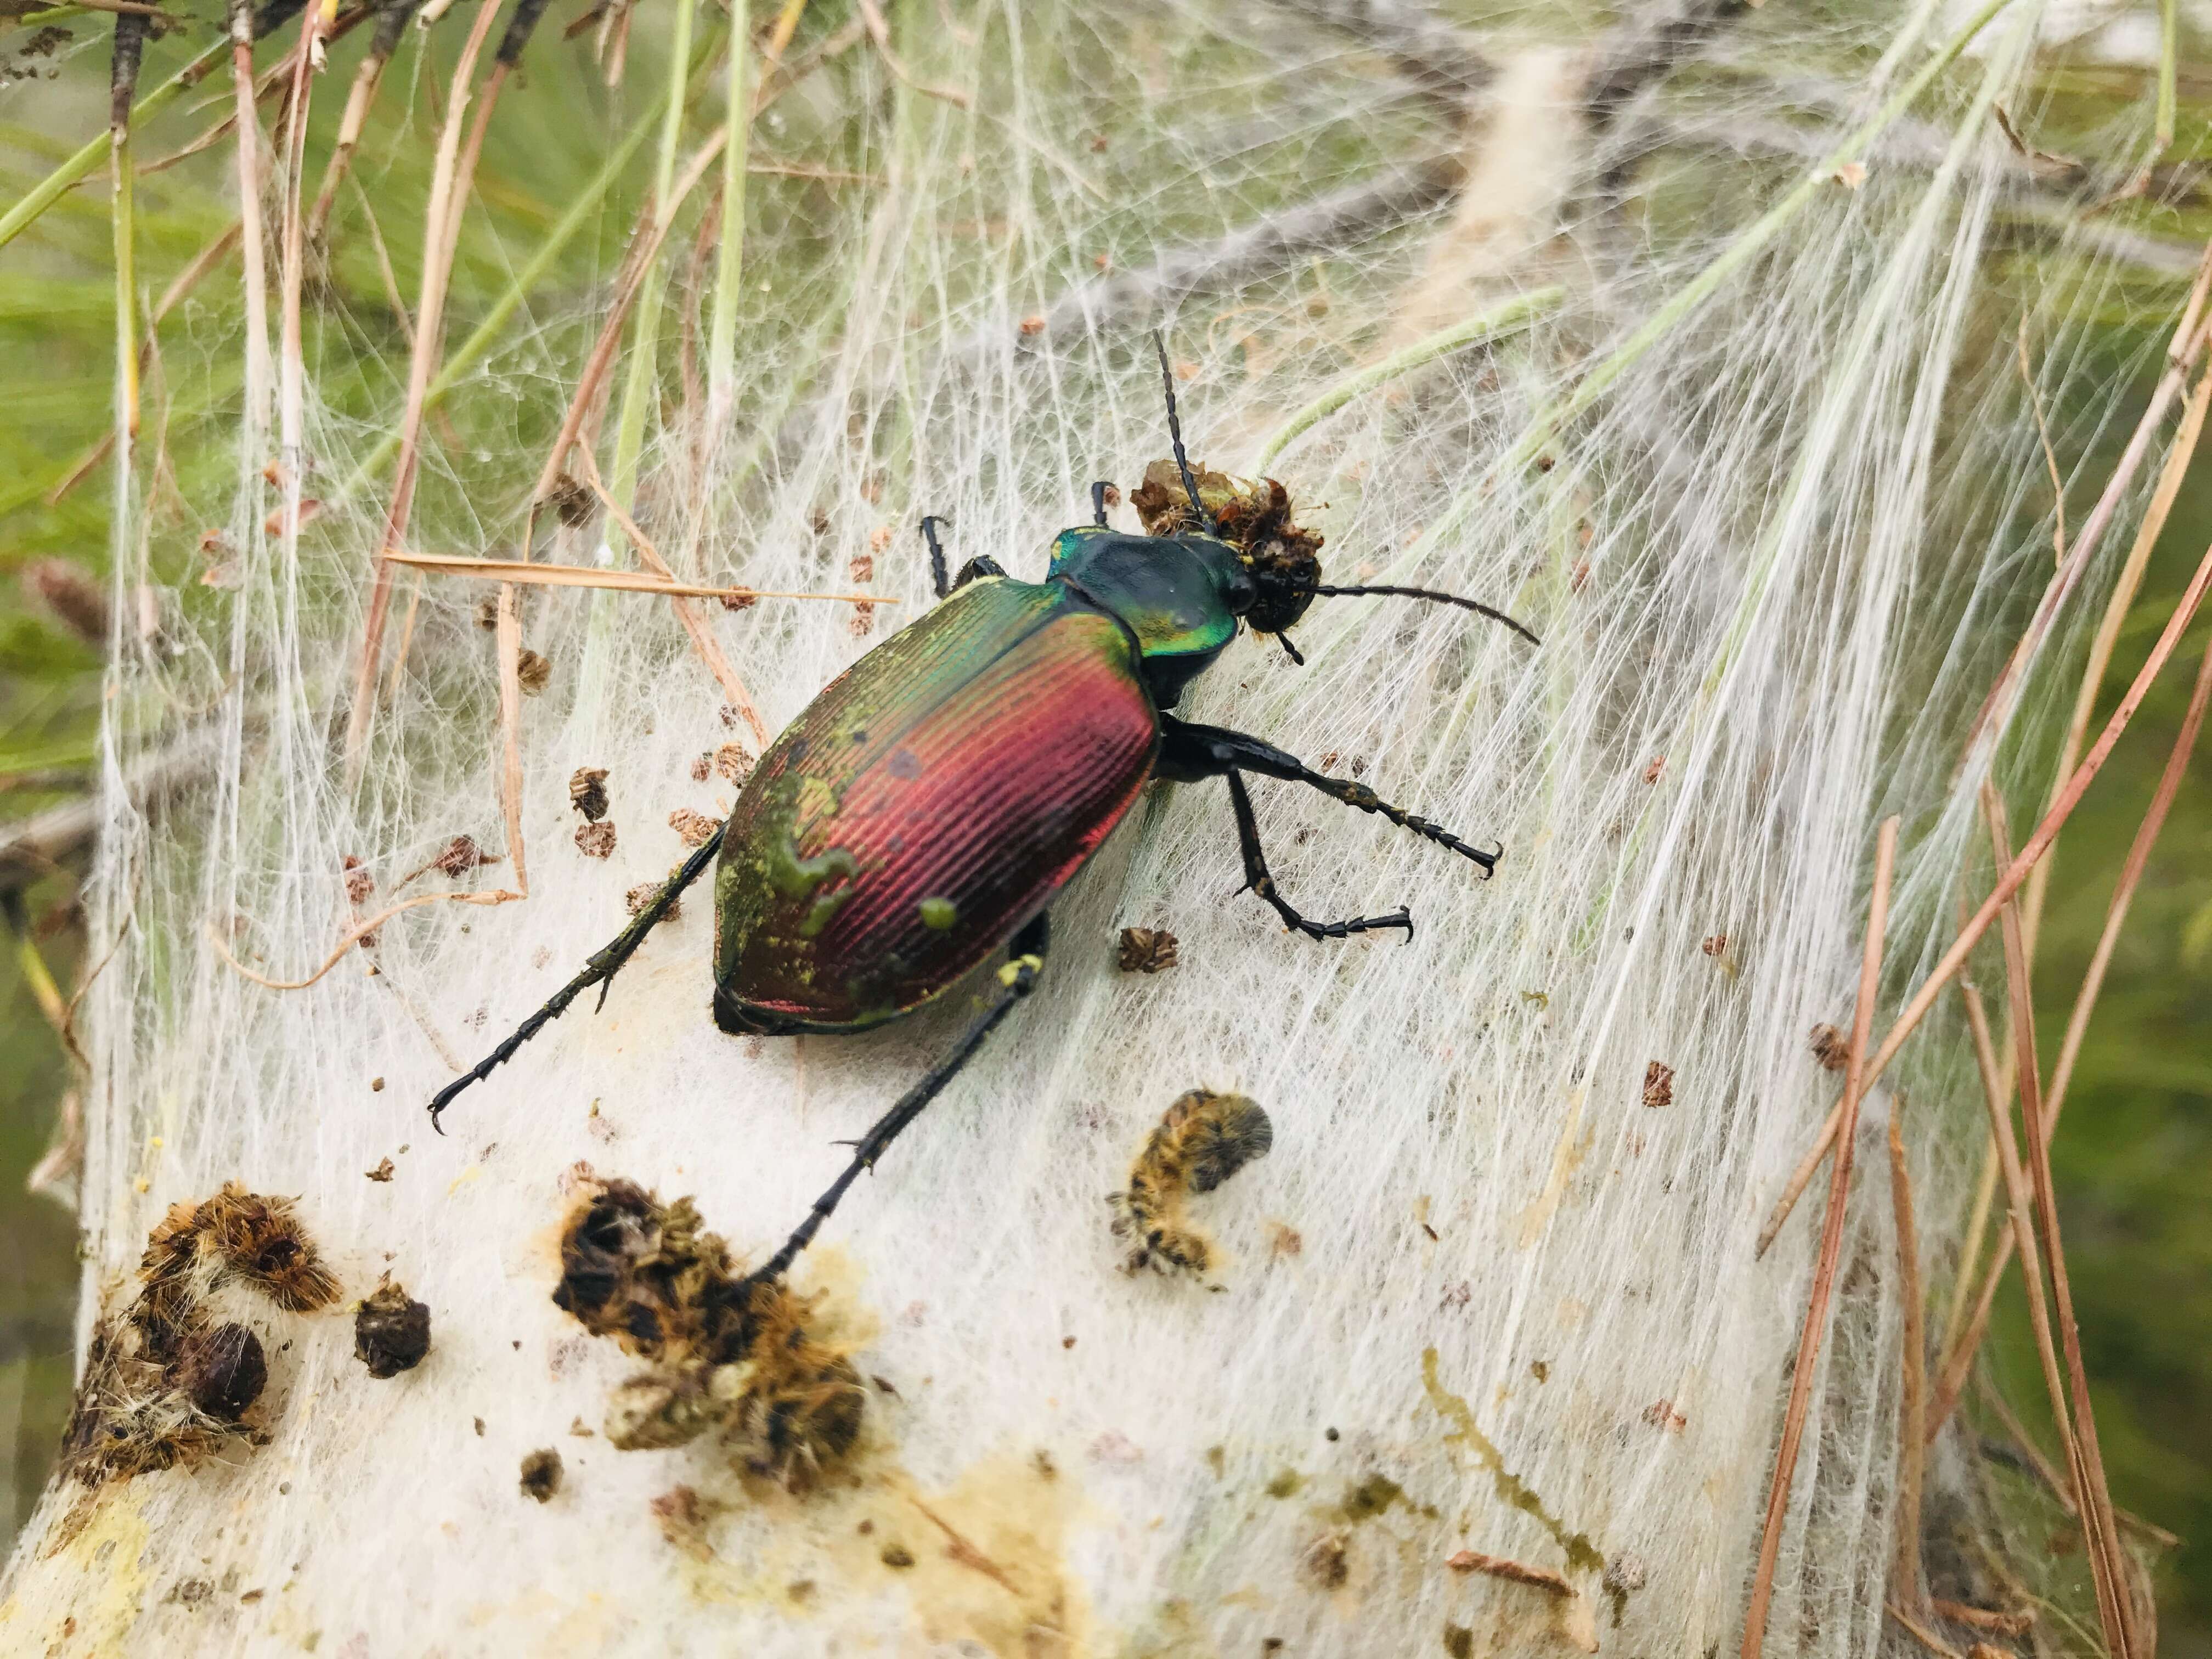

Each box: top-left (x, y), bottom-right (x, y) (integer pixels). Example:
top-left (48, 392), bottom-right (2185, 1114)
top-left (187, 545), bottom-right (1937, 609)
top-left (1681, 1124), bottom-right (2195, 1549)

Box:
top-left (1886, 1602), bottom-right (1963, 1658)
top-left (571, 451), bottom-right (772, 746)
top-left (229, 0), bottom-right (274, 437)
top-left (1888, 1091), bottom-right (1927, 1616)
top-left (209, 889), bottom-right (522, 991)
top-left (1756, 531), bottom-right (2212, 1257)
top-left (1741, 816), bottom-right (1897, 1659)
top-left (1923, 979), bottom-right (2046, 1442)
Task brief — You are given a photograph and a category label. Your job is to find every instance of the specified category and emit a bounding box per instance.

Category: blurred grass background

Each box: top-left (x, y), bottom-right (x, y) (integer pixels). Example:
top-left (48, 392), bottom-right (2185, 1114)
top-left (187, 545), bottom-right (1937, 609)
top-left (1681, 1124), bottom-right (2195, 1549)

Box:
top-left (1, 3), bottom-right (2208, 1649)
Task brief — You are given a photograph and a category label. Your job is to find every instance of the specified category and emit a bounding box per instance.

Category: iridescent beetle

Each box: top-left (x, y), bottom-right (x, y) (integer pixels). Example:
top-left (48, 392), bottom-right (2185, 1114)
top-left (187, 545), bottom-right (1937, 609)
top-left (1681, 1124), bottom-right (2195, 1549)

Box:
top-left (431, 339), bottom-right (1538, 1289)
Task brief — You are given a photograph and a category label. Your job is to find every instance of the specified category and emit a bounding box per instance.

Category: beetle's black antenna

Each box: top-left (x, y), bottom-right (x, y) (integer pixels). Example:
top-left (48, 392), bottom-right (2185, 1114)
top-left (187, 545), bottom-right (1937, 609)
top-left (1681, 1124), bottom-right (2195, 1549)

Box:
top-left (1152, 330), bottom-right (1210, 529)
top-left (1309, 583), bottom-right (1542, 647)
top-left (1274, 632), bottom-right (1306, 666)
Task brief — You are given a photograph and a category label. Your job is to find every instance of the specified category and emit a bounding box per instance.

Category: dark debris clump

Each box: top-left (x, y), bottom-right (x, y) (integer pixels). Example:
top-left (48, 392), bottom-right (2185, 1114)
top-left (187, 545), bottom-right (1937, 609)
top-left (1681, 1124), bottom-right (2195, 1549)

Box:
top-left (553, 1178), bottom-right (864, 1489)
top-left (61, 1186), bottom-right (340, 1486)
top-left (353, 1279), bottom-right (432, 1379)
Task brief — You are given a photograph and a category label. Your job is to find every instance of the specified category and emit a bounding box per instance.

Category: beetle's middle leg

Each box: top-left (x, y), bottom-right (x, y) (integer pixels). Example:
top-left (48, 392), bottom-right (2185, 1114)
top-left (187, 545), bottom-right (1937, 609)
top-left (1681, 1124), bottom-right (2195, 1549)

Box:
top-left (426, 825), bottom-right (726, 1132)
top-left (740, 912), bottom-right (1051, 1289)
top-left (918, 515), bottom-right (1006, 602)
top-left (1160, 716), bottom-right (1500, 876)
top-left (1222, 770), bottom-right (1412, 941)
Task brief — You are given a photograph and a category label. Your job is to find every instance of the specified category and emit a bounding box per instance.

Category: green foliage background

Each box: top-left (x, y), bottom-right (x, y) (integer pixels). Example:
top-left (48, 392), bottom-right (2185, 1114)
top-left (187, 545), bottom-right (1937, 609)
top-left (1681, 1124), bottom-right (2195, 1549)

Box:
top-left (0, 5), bottom-right (2208, 1651)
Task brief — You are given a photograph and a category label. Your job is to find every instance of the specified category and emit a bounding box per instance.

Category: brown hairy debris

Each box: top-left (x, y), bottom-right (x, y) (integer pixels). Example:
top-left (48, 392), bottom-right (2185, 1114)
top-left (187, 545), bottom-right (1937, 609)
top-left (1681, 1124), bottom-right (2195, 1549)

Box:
top-left (1304, 1532), bottom-right (1350, 1589)
top-left (545, 472), bottom-right (595, 527)
top-left (552, 1178), bottom-right (865, 1489)
top-left (713, 743), bottom-right (753, 785)
top-left (1110, 1090), bottom-right (1274, 1276)
top-left (627, 883), bottom-right (679, 920)
top-left (652, 1484), bottom-right (718, 1560)
top-left (1641, 1061), bottom-right (1674, 1109)
top-left (431, 835), bottom-right (490, 877)
top-left (1116, 926), bottom-right (1178, 973)
top-left (354, 1279), bottom-right (432, 1378)
top-left (569, 766), bottom-right (610, 822)
top-left (145, 1183), bottom-right (342, 1314)
top-left (574, 821), bottom-right (617, 859)
top-left (668, 808), bottom-right (723, 849)
top-left (1809, 1023), bottom-right (1850, 1071)
top-left (62, 1186), bottom-right (336, 1485)
top-left (342, 856), bottom-right (375, 907)
top-left (21, 557), bottom-right (111, 647)
top-left (516, 649), bottom-right (552, 696)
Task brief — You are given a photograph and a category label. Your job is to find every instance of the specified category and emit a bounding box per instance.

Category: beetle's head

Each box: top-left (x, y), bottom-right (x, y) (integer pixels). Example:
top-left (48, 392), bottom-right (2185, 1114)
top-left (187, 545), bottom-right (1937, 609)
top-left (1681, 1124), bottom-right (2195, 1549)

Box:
top-left (1128, 462), bottom-right (1324, 644)
top-left (1125, 333), bottom-right (1541, 666)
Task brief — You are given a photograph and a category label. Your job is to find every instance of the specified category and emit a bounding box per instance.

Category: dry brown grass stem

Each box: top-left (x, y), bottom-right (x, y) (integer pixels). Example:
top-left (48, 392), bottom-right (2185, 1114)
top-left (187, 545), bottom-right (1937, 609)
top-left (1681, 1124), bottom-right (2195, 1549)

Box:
top-left (1934, 351), bottom-right (2212, 1368)
top-left (342, 0), bottom-right (505, 783)
top-left (1886, 1602), bottom-right (1963, 1658)
top-left (307, 3), bottom-right (418, 243)
top-left (855, 0), bottom-right (969, 108)
top-left (1887, 1092), bottom-right (1927, 1616)
top-left (1923, 981), bottom-right (2044, 1441)
top-left (1756, 531), bottom-right (2212, 1258)
top-left (138, 4), bottom-right (371, 181)
top-left (1972, 1375), bottom-right (2185, 1553)
top-left (1741, 816), bottom-right (1898, 1659)
top-left (1990, 790), bottom-right (2137, 1656)
top-left (492, 574), bottom-right (529, 900)
top-left (380, 551), bottom-right (886, 608)
top-left (526, 126), bottom-right (729, 512)
top-left (2047, 624), bottom-right (2212, 1118)
top-left (208, 887), bottom-right (522, 992)
top-left (571, 449), bottom-right (770, 747)
top-left (2017, 348), bottom-right (2212, 967)
top-left (1929, 626), bottom-right (2212, 1452)
top-left (1959, 244), bottom-right (2212, 761)
top-left (276, 0), bottom-right (332, 483)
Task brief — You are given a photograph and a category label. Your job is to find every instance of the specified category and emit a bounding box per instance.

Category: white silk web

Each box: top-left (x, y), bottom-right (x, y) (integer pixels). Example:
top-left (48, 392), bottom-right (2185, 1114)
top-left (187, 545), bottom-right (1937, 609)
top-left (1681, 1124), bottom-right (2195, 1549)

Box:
top-left (6, 0), bottom-right (2187, 1652)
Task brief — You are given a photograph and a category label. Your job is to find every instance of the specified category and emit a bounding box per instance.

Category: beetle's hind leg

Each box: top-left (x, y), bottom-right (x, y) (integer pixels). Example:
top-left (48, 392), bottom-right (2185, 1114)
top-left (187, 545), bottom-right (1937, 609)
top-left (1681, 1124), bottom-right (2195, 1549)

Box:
top-left (425, 825), bottom-right (726, 1132)
top-left (1223, 770), bottom-right (1412, 942)
top-left (1090, 481), bottom-right (1114, 526)
top-left (741, 912), bottom-right (1051, 1290)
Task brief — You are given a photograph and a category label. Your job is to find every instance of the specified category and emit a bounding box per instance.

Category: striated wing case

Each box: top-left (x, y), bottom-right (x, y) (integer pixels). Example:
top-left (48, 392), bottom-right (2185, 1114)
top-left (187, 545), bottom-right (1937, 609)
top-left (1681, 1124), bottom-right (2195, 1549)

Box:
top-left (712, 577), bottom-right (1160, 1032)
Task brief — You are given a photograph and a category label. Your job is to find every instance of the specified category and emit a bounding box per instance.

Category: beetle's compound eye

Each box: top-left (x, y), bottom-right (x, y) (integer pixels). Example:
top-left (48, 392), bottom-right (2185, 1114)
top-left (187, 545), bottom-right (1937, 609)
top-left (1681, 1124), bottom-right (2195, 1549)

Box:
top-left (1220, 560), bottom-right (1257, 615)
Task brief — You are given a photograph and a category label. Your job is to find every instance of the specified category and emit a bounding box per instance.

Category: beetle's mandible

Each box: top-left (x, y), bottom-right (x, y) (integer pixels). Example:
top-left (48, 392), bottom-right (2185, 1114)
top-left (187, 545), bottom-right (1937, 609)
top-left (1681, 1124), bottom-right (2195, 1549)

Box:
top-left (428, 336), bottom-right (1539, 1291)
